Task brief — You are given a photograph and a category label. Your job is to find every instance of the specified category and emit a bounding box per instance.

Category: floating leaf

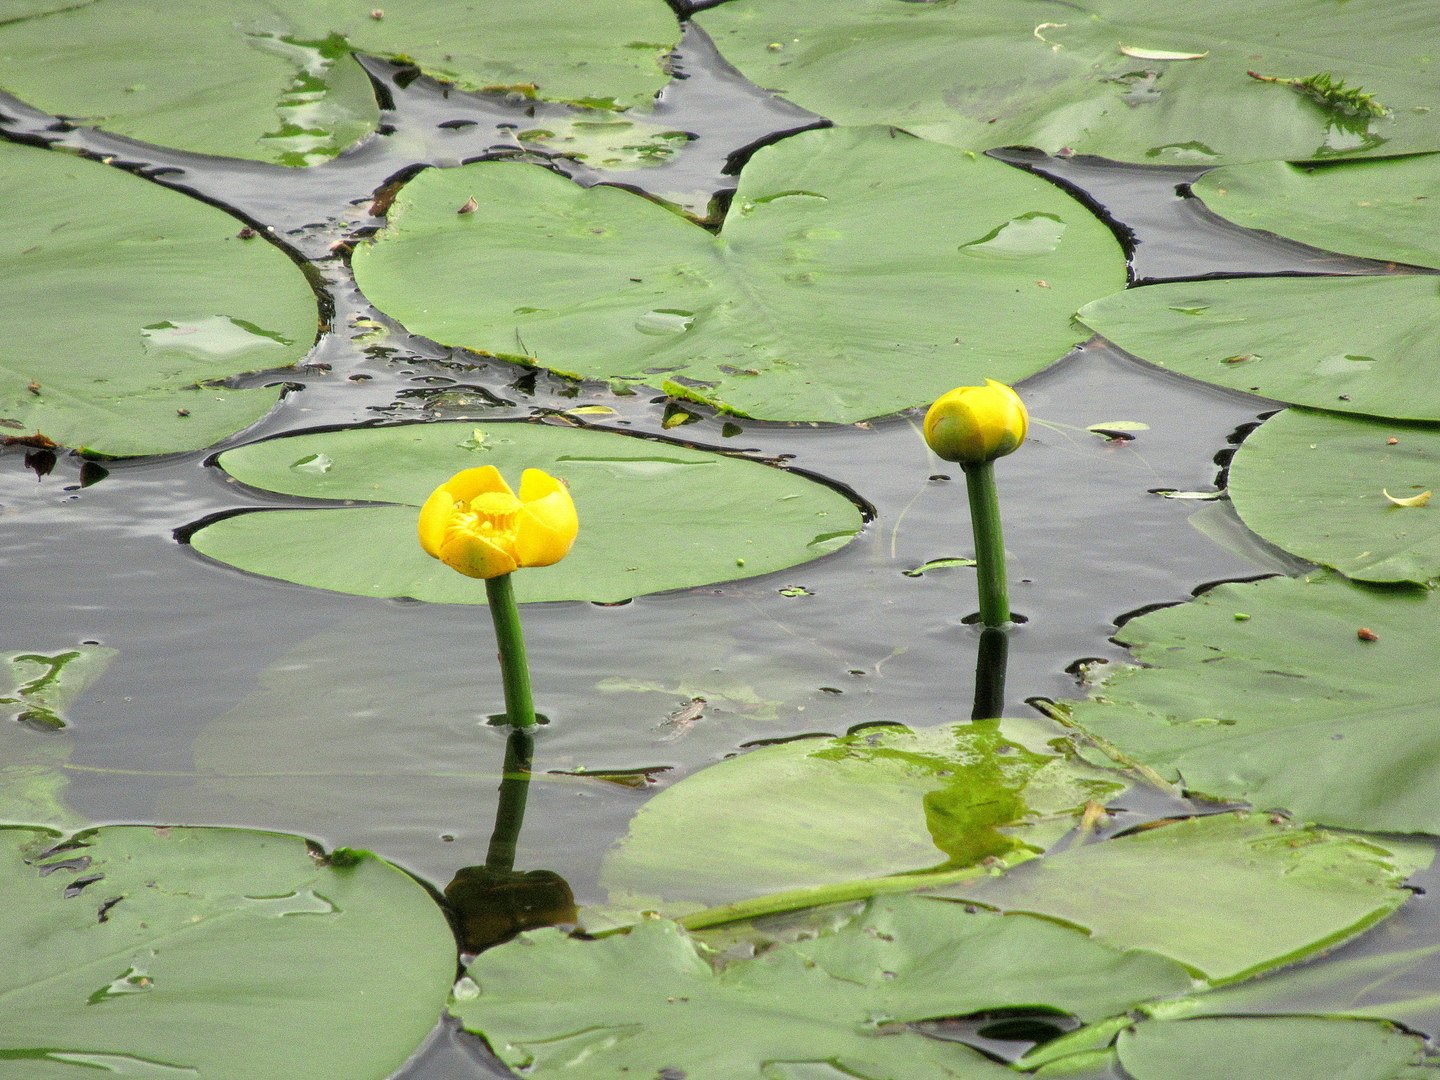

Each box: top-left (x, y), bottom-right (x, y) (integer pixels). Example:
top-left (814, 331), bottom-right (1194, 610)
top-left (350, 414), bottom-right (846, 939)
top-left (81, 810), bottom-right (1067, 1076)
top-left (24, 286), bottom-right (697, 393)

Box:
top-left (1064, 573), bottom-right (1440, 834)
top-left (1, 646), bottom-right (115, 827)
top-left (1193, 154), bottom-right (1440, 270)
top-left (599, 718), bottom-right (1127, 921)
top-left (351, 126), bottom-right (1125, 424)
top-left (950, 812), bottom-right (1425, 983)
top-left (1, 824), bottom-right (455, 1078)
top-left (451, 895), bottom-right (1192, 1079)
top-left (1087, 420), bottom-right (1151, 432)
top-left (189, 421), bottom-right (863, 604)
top-left (0, 141), bottom-right (316, 456)
top-left (0, 0), bottom-right (679, 165)
top-left (1079, 276), bottom-right (1440, 422)
top-left (694, 0), bottom-right (1440, 164)
top-left (1229, 409), bottom-right (1440, 583)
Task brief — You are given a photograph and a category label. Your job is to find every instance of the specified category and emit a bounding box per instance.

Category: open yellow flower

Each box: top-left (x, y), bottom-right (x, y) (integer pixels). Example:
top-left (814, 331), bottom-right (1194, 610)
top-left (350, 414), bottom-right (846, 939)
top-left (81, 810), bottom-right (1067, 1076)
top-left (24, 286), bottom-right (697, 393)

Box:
top-left (418, 466), bottom-right (578, 579)
top-left (923, 379), bottom-right (1029, 465)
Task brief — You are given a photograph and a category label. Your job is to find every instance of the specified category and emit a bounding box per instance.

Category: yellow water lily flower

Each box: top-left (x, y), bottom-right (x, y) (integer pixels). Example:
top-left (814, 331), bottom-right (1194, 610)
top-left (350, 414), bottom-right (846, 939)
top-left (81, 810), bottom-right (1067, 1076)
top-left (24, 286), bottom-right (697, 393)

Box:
top-left (418, 466), bottom-right (578, 579)
top-left (923, 379), bottom-right (1029, 465)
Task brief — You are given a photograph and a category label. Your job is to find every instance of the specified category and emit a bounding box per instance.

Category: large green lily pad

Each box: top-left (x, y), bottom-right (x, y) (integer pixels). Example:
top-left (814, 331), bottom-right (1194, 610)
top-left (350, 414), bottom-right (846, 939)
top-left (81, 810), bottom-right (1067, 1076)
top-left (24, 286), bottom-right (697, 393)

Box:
top-left (450, 894), bottom-right (1193, 1079)
top-left (0, 0), bottom-right (678, 166)
top-left (1193, 155), bottom-right (1440, 270)
top-left (1078, 276), bottom-right (1440, 422)
top-left (600, 718), bottom-right (1126, 918)
top-left (1064, 573), bottom-right (1440, 834)
top-left (2, 824), bottom-right (455, 1079)
top-left (350, 126), bottom-right (1126, 424)
top-left (950, 812), bottom-right (1425, 984)
top-left (1, 140), bottom-right (316, 457)
top-left (1229, 408), bottom-right (1440, 584)
top-left (1116, 1017), bottom-right (1437, 1080)
top-left (695, 0), bottom-right (1440, 165)
top-left (189, 421), bottom-right (863, 603)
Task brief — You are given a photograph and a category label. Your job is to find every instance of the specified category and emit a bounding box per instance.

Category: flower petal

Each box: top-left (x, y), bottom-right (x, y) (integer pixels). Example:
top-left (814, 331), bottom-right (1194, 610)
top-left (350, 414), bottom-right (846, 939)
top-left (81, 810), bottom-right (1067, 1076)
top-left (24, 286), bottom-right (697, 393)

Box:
top-left (417, 487), bottom-right (456, 558)
top-left (440, 465), bottom-right (514, 503)
top-left (515, 469), bottom-right (579, 568)
top-left (439, 526), bottom-right (518, 579)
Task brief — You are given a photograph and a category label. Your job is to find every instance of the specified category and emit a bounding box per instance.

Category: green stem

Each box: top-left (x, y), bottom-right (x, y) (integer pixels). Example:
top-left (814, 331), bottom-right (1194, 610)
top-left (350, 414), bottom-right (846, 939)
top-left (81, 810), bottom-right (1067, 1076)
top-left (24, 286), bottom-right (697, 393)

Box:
top-left (484, 573), bottom-right (536, 729)
top-left (962, 460), bottom-right (1010, 628)
top-left (673, 854), bottom-right (1032, 933)
top-left (484, 727), bottom-right (534, 874)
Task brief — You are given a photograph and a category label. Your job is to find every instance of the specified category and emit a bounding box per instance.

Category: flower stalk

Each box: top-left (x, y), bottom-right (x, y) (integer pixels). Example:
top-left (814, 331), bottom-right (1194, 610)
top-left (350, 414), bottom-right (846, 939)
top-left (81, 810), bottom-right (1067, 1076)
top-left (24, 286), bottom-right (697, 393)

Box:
top-left (963, 460), bottom-right (1010, 628)
top-left (485, 573), bottom-right (537, 730)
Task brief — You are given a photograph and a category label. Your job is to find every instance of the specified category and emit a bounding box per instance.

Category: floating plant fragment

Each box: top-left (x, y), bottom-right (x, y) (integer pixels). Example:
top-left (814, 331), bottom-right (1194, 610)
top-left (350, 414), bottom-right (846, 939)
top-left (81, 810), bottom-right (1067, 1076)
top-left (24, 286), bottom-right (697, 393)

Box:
top-left (1229, 409), bottom-right (1440, 583)
top-left (597, 718), bottom-right (1127, 924)
top-left (1079, 276), bottom-right (1440, 422)
top-left (1193, 154), bottom-right (1440, 270)
top-left (1063, 572), bottom-right (1440, 835)
top-left (189, 421), bottom-right (862, 603)
top-left (693, 0), bottom-right (1440, 164)
top-left (450, 894), bottom-right (1192, 1080)
top-left (350, 127), bottom-right (1125, 423)
top-left (948, 812), bottom-right (1426, 983)
top-left (1, 825), bottom-right (455, 1078)
top-left (0, 0), bottom-right (679, 165)
top-left (0, 141), bottom-right (316, 456)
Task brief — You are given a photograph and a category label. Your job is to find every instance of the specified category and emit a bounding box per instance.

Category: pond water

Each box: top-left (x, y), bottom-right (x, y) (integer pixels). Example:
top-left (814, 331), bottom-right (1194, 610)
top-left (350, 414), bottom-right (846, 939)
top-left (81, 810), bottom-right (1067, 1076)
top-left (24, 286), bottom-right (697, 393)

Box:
top-left (2, 18), bottom-right (1433, 1080)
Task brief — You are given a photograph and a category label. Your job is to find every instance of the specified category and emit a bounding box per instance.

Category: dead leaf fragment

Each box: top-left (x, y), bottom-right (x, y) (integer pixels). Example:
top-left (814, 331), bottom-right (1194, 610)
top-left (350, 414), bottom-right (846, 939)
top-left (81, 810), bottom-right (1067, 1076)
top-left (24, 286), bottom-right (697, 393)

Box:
top-left (1119, 44), bottom-right (1209, 60)
top-left (1383, 488), bottom-right (1432, 507)
top-left (458, 195), bottom-right (478, 215)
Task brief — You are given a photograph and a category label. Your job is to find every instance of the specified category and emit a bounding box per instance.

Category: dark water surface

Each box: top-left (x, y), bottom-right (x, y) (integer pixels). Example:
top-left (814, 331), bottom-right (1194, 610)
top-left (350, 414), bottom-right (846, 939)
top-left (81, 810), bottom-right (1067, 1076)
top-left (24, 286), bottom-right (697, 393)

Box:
top-left (1, 23), bottom-right (1427, 1079)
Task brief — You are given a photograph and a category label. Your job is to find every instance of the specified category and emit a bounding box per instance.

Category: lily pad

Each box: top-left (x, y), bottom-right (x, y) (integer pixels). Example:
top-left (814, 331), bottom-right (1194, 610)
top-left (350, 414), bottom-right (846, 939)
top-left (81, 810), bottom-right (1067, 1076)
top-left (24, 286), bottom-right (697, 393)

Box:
top-left (1078, 276), bottom-right (1440, 422)
top-left (450, 894), bottom-right (1193, 1079)
top-left (950, 812), bottom-right (1424, 984)
top-left (188, 421), bottom-right (863, 603)
top-left (1116, 1016), bottom-right (1436, 1080)
top-left (1229, 408), bottom-right (1440, 584)
top-left (1064, 572), bottom-right (1440, 834)
top-left (0, 0), bottom-right (679, 166)
top-left (599, 717), bottom-right (1127, 919)
top-left (1192, 155), bottom-right (1440, 269)
top-left (694, 0), bottom-right (1440, 165)
top-left (1, 140), bottom-right (316, 457)
top-left (350, 126), bottom-right (1126, 424)
top-left (2, 824), bottom-right (455, 1078)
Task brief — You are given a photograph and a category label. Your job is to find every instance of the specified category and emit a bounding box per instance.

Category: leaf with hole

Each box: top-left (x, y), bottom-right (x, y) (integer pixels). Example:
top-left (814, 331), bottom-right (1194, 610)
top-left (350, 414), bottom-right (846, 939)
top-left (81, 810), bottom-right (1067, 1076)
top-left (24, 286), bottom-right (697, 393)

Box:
top-left (351, 126), bottom-right (1125, 424)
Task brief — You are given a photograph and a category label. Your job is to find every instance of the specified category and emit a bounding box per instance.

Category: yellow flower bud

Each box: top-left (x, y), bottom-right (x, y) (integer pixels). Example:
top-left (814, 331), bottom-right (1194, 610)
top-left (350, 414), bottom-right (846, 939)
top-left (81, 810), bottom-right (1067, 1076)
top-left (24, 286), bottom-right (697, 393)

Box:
top-left (922, 380), bottom-right (1029, 465)
top-left (418, 466), bottom-right (578, 579)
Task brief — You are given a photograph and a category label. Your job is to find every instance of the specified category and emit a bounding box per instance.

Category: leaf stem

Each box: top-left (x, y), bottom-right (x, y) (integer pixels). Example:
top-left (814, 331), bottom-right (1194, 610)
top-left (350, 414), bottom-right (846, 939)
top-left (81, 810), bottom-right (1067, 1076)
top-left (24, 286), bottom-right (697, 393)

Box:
top-left (963, 460), bottom-right (1010, 627)
top-left (484, 573), bottom-right (536, 729)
